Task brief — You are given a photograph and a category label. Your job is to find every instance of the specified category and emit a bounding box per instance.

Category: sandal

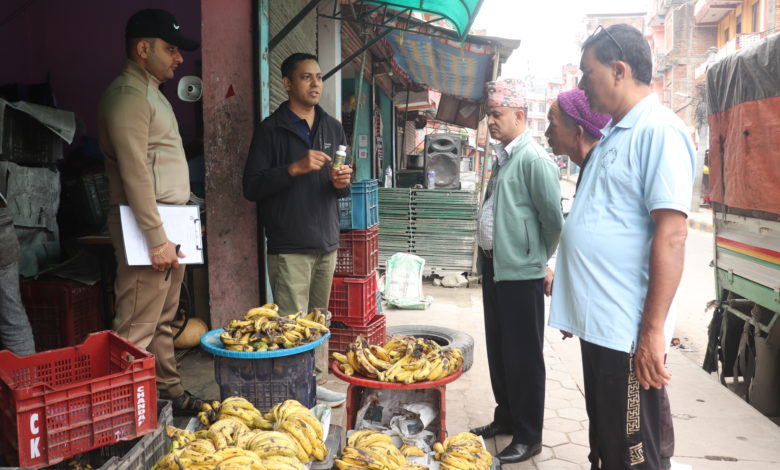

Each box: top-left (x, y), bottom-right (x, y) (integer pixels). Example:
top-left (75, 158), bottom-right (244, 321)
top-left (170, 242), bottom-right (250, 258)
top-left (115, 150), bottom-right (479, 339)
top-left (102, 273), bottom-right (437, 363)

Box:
top-left (169, 390), bottom-right (209, 415)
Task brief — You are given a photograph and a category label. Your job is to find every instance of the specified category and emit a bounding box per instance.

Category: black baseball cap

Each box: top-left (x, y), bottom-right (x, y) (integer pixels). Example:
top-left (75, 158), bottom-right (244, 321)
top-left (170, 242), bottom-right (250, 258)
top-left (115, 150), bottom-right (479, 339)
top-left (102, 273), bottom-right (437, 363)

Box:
top-left (125, 9), bottom-right (199, 51)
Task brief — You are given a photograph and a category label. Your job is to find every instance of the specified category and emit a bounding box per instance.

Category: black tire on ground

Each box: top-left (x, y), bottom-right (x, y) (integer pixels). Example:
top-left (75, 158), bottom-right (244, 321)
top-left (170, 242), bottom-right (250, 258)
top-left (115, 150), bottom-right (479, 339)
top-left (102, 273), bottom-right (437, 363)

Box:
top-left (386, 325), bottom-right (475, 373)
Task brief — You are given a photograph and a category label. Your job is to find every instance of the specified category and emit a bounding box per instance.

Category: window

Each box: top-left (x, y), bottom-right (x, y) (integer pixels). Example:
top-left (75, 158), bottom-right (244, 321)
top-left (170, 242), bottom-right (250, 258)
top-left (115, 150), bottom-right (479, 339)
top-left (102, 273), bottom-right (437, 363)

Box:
top-left (723, 27), bottom-right (730, 44)
top-left (537, 121), bottom-right (546, 132)
top-left (752, 2), bottom-right (760, 32)
top-left (736, 15), bottom-right (742, 34)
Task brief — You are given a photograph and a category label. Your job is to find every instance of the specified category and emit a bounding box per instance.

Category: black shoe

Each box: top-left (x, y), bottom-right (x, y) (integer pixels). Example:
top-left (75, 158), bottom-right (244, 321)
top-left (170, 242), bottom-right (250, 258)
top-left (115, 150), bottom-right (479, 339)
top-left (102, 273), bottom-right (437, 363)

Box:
top-left (168, 390), bottom-right (210, 416)
top-left (469, 421), bottom-right (513, 439)
top-left (496, 441), bottom-right (542, 463)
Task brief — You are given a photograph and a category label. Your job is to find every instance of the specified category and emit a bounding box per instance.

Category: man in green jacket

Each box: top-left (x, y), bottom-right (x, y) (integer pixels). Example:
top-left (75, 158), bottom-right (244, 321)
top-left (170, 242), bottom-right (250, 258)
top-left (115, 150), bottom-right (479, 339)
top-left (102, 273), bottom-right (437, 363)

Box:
top-left (469, 78), bottom-right (564, 463)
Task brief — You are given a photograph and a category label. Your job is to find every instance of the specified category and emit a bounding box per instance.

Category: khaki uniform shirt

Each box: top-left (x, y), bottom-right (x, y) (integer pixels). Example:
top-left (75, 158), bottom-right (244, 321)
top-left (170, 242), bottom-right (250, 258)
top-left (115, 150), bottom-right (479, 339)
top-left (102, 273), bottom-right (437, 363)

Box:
top-left (98, 60), bottom-right (189, 248)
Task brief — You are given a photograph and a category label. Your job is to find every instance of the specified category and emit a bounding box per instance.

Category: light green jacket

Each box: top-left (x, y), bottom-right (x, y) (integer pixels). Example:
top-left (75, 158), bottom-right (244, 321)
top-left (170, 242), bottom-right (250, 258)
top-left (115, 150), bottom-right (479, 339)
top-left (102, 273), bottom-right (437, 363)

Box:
top-left (489, 130), bottom-right (564, 281)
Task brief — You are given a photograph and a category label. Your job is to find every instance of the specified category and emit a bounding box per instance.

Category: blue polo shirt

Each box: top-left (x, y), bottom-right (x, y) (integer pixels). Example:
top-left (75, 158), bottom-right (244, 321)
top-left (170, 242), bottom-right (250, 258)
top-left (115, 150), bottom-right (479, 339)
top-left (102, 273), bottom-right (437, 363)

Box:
top-left (548, 94), bottom-right (695, 353)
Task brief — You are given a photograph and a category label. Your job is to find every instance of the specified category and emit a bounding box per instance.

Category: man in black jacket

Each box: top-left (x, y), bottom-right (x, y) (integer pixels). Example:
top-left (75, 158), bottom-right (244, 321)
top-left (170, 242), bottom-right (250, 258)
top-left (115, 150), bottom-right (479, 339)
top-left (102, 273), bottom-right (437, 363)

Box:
top-left (243, 53), bottom-right (352, 316)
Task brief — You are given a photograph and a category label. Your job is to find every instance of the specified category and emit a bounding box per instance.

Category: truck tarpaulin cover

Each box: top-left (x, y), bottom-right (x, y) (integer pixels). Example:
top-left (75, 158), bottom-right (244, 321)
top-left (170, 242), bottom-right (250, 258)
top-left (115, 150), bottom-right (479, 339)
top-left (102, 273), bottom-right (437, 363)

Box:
top-left (706, 34), bottom-right (780, 215)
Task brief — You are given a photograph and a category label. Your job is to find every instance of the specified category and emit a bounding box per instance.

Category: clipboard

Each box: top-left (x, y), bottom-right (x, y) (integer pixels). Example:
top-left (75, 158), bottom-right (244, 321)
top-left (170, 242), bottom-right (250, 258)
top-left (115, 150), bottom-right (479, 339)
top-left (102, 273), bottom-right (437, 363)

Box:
top-left (119, 204), bottom-right (204, 266)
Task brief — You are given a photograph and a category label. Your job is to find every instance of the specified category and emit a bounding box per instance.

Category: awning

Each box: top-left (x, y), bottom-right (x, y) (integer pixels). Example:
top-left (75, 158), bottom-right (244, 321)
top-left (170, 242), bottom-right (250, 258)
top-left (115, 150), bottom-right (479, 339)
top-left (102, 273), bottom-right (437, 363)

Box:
top-left (367, 0), bottom-right (485, 41)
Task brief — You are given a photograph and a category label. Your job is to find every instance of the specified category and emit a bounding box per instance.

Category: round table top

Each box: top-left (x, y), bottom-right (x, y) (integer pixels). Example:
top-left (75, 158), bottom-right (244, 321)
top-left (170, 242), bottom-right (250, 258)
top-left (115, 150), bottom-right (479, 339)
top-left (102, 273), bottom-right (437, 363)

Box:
top-left (330, 360), bottom-right (462, 388)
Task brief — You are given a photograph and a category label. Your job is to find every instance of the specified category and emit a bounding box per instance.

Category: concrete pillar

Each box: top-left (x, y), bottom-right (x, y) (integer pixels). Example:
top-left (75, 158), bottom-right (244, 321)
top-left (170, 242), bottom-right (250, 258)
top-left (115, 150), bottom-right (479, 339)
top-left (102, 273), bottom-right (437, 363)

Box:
top-left (201, 0), bottom-right (260, 327)
top-left (317, 0), bottom-right (341, 120)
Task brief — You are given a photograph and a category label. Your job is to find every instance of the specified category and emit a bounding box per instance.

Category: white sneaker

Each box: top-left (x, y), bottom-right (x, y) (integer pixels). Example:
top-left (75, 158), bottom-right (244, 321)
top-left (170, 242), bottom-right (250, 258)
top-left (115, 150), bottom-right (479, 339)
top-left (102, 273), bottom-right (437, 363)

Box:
top-left (316, 386), bottom-right (346, 407)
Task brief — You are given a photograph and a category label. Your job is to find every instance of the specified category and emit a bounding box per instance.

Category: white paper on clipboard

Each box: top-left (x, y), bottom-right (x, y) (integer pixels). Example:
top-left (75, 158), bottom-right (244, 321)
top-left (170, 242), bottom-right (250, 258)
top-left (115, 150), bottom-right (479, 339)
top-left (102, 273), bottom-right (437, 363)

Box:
top-left (119, 204), bottom-right (203, 266)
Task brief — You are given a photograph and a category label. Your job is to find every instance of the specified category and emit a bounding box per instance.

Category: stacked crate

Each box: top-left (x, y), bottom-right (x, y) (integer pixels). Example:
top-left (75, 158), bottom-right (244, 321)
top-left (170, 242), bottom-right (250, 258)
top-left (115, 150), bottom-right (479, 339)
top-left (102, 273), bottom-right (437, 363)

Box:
top-left (329, 180), bottom-right (385, 355)
top-left (20, 277), bottom-right (104, 352)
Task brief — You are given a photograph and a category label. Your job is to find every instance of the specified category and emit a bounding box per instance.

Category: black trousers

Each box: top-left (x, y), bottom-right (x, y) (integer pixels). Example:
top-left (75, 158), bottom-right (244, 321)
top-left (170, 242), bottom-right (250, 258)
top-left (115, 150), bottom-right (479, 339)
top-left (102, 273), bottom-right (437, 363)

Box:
top-left (580, 339), bottom-right (669, 470)
top-left (481, 255), bottom-right (545, 444)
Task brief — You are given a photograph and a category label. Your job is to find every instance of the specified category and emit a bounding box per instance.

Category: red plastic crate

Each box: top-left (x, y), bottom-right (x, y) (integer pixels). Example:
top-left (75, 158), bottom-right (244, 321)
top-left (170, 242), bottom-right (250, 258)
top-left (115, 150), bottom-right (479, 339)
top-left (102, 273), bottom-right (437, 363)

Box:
top-left (345, 385), bottom-right (447, 442)
top-left (0, 331), bottom-right (157, 468)
top-left (328, 314), bottom-right (386, 356)
top-left (335, 226), bottom-right (379, 277)
top-left (329, 274), bottom-right (378, 326)
top-left (20, 278), bottom-right (104, 352)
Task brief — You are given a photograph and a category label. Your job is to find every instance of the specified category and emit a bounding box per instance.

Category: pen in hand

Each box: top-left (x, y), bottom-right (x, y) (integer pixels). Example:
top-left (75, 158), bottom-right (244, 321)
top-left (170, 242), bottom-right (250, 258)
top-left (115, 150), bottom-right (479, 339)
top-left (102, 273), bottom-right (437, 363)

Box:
top-left (165, 244), bottom-right (181, 281)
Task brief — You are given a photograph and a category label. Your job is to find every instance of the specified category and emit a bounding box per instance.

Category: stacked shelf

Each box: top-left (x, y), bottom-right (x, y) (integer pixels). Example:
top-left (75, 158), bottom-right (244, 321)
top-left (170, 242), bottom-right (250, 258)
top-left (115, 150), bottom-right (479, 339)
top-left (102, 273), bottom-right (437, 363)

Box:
top-left (378, 188), bottom-right (478, 274)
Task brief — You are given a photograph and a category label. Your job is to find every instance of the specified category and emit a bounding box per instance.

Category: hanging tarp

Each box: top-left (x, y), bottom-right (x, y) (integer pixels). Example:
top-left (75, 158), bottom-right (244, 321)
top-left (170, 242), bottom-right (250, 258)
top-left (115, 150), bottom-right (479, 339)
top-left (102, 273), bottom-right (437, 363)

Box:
top-left (383, 29), bottom-right (495, 101)
top-left (706, 33), bottom-right (780, 216)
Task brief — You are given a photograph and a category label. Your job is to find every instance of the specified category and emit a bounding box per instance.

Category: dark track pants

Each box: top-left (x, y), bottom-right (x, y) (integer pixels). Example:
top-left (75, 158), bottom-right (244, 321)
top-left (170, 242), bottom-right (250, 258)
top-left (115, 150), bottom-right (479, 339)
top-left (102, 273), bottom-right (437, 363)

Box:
top-left (481, 256), bottom-right (545, 444)
top-left (580, 339), bottom-right (669, 470)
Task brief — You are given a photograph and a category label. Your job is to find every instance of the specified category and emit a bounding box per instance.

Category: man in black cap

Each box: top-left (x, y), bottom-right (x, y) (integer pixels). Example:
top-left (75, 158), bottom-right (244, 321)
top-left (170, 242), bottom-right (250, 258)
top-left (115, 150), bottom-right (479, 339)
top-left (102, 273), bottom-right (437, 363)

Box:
top-left (98, 9), bottom-right (206, 414)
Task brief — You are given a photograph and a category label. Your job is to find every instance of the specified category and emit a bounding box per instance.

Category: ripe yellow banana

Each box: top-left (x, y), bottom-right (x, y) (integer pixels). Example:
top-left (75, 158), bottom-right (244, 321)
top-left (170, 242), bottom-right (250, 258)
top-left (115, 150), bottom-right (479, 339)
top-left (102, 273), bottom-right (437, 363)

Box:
top-left (354, 431), bottom-right (393, 448)
top-left (184, 438), bottom-right (217, 454)
top-left (332, 352), bottom-right (349, 364)
top-left (339, 447), bottom-right (385, 470)
top-left (262, 454), bottom-right (306, 470)
top-left (440, 453), bottom-right (473, 470)
top-left (363, 347), bottom-right (392, 370)
top-left (246, 307), bottom-right (280, 318)
top-left (295, 318), bottom-right (329, 333)
top-left (400, 444), bottom-right (426, 457)
top-left (281, 420), bottom-right (313, 457)
top-left (334, 459), bottom-right (367, 470)
top-left (340, 363), bottom-right (355, 376)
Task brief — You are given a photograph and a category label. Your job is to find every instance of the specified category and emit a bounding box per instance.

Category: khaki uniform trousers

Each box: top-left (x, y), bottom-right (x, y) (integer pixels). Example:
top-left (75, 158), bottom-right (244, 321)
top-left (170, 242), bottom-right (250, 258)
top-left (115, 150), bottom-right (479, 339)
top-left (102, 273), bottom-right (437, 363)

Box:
top-left (266, 251), bottom-right (337, 316)
top-left (108, 209), bottom-right (185, 398)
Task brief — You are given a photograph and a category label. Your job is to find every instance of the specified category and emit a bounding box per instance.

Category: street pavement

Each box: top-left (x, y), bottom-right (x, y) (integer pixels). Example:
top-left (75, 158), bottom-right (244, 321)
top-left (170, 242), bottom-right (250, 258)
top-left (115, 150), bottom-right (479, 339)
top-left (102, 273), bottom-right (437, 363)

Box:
top-left (379, 284), bottom-right (780, 469)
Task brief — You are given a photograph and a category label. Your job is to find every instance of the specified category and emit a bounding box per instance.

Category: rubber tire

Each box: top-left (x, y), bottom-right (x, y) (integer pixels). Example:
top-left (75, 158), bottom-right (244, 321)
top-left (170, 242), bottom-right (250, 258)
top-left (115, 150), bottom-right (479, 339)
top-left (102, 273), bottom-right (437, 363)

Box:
top-left (386, 325), bottom-right (475, 372)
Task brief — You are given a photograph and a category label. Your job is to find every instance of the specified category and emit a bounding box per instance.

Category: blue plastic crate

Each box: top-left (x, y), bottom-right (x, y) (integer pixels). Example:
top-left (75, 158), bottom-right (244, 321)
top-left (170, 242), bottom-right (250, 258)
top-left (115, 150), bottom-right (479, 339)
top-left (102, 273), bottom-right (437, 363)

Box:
top-left (201, 330), bottom-right (329, 411)
top-left (339, 180), bottom-right (379, 231)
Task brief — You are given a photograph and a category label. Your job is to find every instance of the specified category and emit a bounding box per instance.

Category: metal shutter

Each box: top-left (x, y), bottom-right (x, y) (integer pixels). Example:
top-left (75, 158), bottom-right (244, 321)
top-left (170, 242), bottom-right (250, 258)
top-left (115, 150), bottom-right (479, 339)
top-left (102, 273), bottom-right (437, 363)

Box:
top-left (269, 0), bottom-right (318, 111)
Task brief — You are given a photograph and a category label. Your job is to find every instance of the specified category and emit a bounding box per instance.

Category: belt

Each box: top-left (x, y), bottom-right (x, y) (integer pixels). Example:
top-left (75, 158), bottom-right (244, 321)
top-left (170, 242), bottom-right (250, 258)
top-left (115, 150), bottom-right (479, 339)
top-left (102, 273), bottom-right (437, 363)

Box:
top-left (479, 247), bottom-right (493, 258)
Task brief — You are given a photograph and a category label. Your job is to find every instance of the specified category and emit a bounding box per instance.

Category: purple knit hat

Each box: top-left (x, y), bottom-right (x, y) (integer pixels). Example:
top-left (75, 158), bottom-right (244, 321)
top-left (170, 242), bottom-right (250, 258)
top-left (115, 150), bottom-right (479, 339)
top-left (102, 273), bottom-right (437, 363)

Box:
top-left (557, 89), bottom-right (611, 139)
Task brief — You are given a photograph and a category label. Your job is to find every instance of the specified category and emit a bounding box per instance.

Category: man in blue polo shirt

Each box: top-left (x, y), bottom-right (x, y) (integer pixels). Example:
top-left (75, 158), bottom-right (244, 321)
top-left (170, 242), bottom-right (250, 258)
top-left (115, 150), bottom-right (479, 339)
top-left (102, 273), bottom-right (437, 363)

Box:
top-left (549, 24), bottom-right (694, 470)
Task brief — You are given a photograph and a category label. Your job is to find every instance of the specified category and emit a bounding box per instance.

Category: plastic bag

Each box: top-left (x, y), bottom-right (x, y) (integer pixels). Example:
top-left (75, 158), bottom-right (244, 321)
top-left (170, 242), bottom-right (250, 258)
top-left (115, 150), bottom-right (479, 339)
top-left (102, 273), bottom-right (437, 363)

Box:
top-left (384, 253), bottom-right (432, 309)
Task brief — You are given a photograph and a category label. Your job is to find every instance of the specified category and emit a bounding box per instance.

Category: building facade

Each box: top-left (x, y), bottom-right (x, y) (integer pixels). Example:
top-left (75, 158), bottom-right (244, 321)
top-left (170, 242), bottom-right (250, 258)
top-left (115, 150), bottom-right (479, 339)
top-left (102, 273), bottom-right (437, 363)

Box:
top-left (645, 0), bottom-right (717, 128)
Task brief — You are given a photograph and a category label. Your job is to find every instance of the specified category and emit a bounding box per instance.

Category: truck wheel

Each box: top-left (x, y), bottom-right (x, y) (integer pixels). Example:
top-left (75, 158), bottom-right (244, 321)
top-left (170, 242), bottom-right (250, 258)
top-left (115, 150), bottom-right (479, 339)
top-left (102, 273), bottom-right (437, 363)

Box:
top-left (386, 325), bottom-right (475, 372)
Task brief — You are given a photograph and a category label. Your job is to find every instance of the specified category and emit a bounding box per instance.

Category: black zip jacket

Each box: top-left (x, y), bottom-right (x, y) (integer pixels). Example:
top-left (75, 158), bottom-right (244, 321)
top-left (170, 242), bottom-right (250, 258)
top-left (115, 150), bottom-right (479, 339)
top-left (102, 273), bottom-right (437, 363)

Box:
top-left (243, 102), bottom-right (350, 254)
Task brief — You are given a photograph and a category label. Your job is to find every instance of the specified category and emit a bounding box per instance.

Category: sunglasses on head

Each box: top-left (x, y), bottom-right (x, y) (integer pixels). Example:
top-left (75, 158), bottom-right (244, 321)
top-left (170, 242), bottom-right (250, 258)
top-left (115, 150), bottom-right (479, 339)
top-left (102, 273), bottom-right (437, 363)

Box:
top-left (589, 25), bottom-right (625, 61)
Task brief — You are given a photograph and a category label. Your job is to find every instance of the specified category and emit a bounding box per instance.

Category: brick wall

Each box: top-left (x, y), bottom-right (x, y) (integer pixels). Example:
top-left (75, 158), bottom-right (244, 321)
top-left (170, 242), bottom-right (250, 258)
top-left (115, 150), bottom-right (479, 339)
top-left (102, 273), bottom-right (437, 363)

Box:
top-left (692, 25), bottom-right (718, 55)
top-left (652, 1), bottom-right (719, 126)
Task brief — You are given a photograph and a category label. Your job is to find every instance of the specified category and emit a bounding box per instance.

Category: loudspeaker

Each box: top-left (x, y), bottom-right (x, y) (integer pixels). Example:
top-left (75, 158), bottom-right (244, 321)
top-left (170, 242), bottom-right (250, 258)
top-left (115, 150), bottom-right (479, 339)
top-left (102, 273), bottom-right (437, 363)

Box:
top-left (178, 76), bottom-right (203, 102)
top-left (424, 134), bottom-right (462, 189)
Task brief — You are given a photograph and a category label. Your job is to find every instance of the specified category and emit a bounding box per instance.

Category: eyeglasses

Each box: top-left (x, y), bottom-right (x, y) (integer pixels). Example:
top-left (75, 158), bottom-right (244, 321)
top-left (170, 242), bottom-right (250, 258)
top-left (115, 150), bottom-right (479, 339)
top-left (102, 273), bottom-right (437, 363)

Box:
top-left (589, 25), bottom-right (625, 61)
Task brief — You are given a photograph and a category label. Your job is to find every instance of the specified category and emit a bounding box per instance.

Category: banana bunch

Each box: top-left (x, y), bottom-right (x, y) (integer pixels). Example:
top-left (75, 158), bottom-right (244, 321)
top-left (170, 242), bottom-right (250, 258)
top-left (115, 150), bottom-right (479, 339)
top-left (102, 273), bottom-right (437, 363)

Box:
top-left (332, 335), bottom-right (464, 384)
top-left (335, 430), bottom-right (429, 470)
top-left (220, 305), bottom-right (329, 352)
top-left (265, 399), bottom-right (328, 463)
top-left (198, 397), bottom-right (275, 430)
top-left (155, 445), bottom-right (267, 470)
top-left (432, 432), bottom-right (493, 470)
top-left (154, 397), bottom-right (326, 470)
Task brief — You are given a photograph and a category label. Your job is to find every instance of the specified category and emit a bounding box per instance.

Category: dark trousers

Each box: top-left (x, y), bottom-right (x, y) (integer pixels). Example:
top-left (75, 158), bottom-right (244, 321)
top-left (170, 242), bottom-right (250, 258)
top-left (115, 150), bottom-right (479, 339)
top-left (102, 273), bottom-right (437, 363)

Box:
top-left (580, 339), bottom-right (668, 470)
top-left (481, 255), bottom-right (545, 444)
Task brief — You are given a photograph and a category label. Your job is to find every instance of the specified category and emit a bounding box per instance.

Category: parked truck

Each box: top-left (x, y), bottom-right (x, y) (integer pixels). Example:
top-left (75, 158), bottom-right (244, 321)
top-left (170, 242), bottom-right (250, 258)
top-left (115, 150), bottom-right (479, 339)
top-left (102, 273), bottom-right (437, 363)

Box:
top-left (702, 33), bottom-right (780, 419)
